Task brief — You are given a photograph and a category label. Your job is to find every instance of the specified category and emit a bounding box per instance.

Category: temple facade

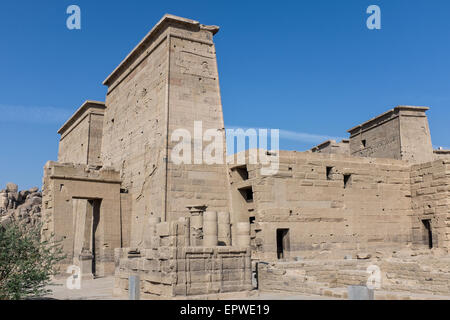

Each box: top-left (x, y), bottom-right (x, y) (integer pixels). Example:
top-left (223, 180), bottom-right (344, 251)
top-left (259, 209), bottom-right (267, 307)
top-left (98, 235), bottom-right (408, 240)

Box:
top-left (41, 14), bottom-right (450, 298)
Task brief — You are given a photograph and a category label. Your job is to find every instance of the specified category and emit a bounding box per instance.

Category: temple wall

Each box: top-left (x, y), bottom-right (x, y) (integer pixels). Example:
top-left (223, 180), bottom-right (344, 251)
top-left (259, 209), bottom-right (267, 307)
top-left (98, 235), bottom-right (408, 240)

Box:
top-left (165, 26), bottom-right (230, 222)
top-left (101, 27), bottom-right (169, 249)
top-left (434, 150), bottom-right (450, 160)
top-left (348, 106), bottom-right (434, 164)
top-left (310, 140), bottom-right (350, 155)
top-left (411, 160), bottom-right (450, 249)
top-left (113, 217), bottom-right (252, 298)
top-left (101, 18), bottom-right (230, 248)
top-left (41, 14), bottom-right (450, 298)
top-left (58, 115), bottom-right (91, 164)
top-left (399, 110), bottom-right (434, 163)
top-left (349, 112), bottom-right (402, 160)
top-left (120, 192), bottom-right (132, 248)
top-left (230, 151), bottom-right (414, 261)
top-left (58, 102), bottom-right (105, 165)
top-left (258, 256), bottom-right (450, 297)
top-left (87, 113), bottom-right (105, 165)
top-left (41, 162), bottom-right (122, 276)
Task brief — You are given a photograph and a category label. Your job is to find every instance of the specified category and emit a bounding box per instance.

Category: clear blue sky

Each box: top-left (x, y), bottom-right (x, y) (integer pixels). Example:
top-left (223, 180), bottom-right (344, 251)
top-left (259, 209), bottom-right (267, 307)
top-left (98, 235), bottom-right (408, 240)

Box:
top-left (1, 0), bottom-right (449, 190)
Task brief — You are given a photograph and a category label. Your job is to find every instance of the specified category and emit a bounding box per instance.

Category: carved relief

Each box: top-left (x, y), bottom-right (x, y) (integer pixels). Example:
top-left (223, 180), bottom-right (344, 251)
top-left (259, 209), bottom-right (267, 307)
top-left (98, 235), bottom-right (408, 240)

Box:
top-left (175, 51), bottom-right (217, 79)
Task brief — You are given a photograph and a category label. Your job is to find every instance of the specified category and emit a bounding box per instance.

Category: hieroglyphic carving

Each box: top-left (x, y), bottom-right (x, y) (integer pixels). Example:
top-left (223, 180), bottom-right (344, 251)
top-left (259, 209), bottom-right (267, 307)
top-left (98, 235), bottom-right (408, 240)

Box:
top-left (175, 51), bottom-right (217, 79)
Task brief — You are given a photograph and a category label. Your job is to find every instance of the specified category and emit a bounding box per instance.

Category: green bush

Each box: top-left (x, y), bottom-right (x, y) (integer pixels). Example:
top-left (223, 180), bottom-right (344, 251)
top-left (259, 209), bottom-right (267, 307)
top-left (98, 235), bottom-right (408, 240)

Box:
top-left (0, 221), bottom-right (66, 300)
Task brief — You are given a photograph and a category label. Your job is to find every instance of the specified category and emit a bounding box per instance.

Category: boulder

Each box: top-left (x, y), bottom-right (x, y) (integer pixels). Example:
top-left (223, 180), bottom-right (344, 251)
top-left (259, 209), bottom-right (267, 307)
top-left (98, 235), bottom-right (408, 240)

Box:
top-left (0, 183), bottom-right (42, 227)
top-left (0, 193), bottom-right (8, 210)
top-left (6, 183), bottom-right (18, 193)
top-left (30, 197), bottom-right (42, 206)
top-left (20, 190), bottom-right (30, 199)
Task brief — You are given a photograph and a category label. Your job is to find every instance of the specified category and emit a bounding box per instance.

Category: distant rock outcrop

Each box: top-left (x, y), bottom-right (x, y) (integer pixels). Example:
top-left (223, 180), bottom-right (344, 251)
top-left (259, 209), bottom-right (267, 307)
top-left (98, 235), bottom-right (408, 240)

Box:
top-left (0, 183), bottom-right (42, 227)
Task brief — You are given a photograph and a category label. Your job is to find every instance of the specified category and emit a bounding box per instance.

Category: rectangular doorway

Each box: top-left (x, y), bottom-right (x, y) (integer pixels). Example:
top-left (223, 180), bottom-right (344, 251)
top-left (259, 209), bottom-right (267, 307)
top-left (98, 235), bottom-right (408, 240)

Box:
top-left (73, 198), bottom-right (102, 277)
top-left (276, 229), bottom-right (290, 259)
top-left (422, 219), bottom-right (433, 249)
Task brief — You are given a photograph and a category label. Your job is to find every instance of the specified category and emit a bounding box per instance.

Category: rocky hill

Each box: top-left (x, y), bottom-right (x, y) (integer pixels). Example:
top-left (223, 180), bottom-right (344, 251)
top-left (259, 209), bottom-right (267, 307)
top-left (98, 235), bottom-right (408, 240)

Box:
top-left (0, 183), bottom-right (42, 227)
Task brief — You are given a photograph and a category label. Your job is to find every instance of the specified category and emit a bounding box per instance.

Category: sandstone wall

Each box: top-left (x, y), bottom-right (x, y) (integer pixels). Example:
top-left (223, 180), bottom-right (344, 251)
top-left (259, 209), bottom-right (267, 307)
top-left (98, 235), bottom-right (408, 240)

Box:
top-left (258, 250), bottom-right (450, 297)
top-left (310, 140), bottom-right (350, 155)
top-left (114, 246), bottom-right (252, 298)
top-left (349, 110), bottom-right (402, 160)
top-left (114, 218), bottom-right (252, 298)
top-left (434, 150), bottom-right (450, 160)
top-left (411, 160), bottom-right (450, 249)
top-left (120, 192), bottom-right (132, 248)
top-left (87, 113), bottom-right (105, 165)
top-left (101, 15), bottom-right (230, 248)
top-left (41, 162), bottom-right (122, 276)
top-left (58, 101), bottom-right (105, 165)
top-left (348, 106), bottom-right (434, 163)
top-left (399, 108), bottom-right (434, 163)
top-left (101, 27), bottom-right (168, 249)
top-left (165, 27), bottom-right (229, 222)
top-left (58, 114), bottom-right (91, 164)
top-left (232, 151), bottom-right (414, 261)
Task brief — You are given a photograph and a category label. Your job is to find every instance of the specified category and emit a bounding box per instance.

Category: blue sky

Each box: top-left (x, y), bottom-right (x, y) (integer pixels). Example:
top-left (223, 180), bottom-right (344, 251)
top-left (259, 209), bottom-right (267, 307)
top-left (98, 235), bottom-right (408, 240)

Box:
top-left (0, 0), bottom-right (449, 190)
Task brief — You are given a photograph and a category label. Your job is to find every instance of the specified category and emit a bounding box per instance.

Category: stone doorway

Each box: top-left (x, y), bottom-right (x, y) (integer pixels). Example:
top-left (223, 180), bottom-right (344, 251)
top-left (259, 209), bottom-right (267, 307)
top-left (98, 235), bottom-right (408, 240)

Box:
top-left (276, 229), bottom-right (290, 259)
top-left (422, 219), bottom-right (433, 249)
top-left (73, 198), bottom-right (102, 278)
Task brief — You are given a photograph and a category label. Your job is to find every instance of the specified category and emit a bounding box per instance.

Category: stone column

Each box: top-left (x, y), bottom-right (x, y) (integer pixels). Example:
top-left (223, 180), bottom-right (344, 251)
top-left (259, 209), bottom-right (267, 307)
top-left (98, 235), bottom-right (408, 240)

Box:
top-left (217, 211), bottom-right (231, 246)
top-left (203, 211), bottom-right (218, 247)
top-left (236, 222), bottom-right (251, 247)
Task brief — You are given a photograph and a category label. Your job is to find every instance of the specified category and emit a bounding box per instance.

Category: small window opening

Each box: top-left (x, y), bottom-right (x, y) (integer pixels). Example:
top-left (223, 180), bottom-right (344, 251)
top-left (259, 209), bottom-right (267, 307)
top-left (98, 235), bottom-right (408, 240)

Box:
top-left (326, 167), bottom-right (334, 180)
top-left (276, 229), bottom-right (290, 259)
top-left (361, 139), bottom-right (367, 148)
top-left (249, 216), bottom-right (255, 224)
top-left (234, 166), bottom-right (249, 180)
top-left (422, 219), bottom-right (433, 249)
top-left (344, 174), bottom-right (352, 188)
top-left (238, 186), bottom-right (253, 202)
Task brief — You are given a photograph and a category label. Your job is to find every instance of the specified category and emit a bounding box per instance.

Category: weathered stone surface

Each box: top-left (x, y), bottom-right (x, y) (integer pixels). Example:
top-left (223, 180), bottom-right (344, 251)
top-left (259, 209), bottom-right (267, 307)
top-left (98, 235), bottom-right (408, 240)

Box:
top-left (0, 184), bottom-right (42, 227)
top-left (347, 106), bottom-right (434, 164)
top-left (6, 182), bottom-right (18, 193)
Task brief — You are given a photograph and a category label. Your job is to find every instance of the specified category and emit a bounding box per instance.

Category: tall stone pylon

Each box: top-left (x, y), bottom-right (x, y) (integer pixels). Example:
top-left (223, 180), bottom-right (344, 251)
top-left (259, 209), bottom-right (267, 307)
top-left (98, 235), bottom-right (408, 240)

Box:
top-left (101, 14), bottom-right (231, 248)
